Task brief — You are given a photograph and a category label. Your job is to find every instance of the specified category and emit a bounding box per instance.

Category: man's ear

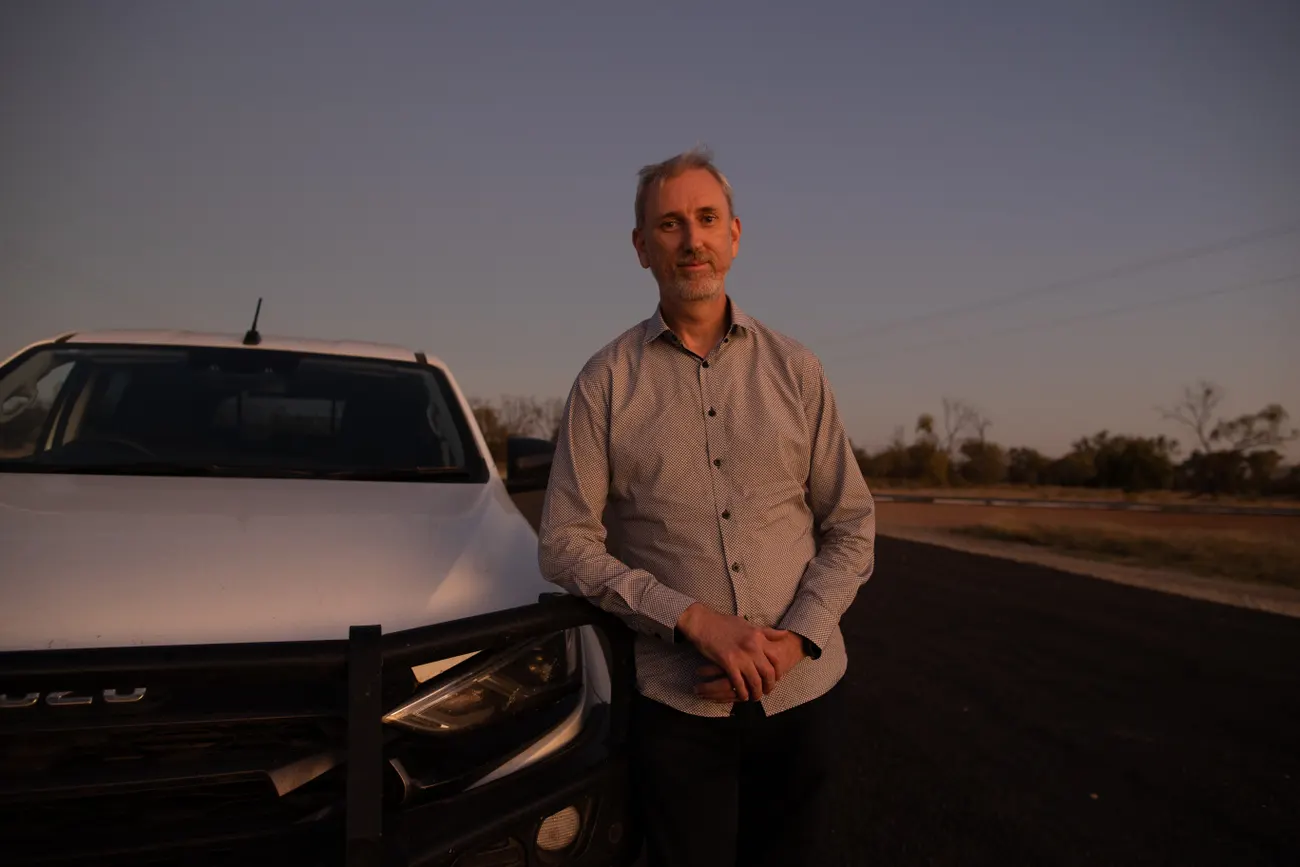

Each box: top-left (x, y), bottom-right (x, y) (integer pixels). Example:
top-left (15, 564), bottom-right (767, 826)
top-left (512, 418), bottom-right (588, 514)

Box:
top-left (730, 216), bottom-right (742, 258)
top-left (632, 227), bottom-right (651, 269)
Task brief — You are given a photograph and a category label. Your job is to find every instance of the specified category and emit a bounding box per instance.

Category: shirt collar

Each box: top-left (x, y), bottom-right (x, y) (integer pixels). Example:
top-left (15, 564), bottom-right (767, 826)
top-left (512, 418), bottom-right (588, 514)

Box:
top-left (642, 296), bottom-right (756, 345)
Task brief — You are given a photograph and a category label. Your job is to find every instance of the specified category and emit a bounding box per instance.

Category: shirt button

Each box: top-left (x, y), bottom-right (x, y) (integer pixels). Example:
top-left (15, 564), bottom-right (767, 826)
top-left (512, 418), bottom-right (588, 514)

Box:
top-left (702, 361), bottom-right (709, 368)
top-left (721, 510), bottom-right (731, 519)
top-left (732, 562), bottom-right (741, 572)
top-left (708, 408), bottom-right (716, 417)
top-left (713, 459), bottom-right (722, 467)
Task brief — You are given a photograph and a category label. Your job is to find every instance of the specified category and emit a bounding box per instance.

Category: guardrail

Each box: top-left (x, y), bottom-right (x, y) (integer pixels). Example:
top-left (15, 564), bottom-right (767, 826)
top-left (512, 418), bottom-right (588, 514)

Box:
top-left (873, 493), bottom-right (1300, 518)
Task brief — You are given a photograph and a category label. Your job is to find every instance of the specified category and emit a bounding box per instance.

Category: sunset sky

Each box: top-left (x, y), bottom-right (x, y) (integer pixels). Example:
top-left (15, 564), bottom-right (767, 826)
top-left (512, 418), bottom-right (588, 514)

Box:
top-left (4, 1), bottom-right (1297, 457)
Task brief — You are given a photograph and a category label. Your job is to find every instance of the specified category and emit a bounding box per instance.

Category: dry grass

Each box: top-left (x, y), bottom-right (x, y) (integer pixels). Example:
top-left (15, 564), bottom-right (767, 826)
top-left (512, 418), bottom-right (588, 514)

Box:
top-left (950, 520), bottom-right (1300, 589)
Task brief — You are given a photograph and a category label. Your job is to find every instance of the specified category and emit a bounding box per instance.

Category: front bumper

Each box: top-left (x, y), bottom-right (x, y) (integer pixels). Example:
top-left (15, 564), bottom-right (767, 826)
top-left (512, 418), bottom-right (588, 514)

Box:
top-left (0, 594), bottom-right (640, 867)
top-left (390, 711), bottom-right (638, 866)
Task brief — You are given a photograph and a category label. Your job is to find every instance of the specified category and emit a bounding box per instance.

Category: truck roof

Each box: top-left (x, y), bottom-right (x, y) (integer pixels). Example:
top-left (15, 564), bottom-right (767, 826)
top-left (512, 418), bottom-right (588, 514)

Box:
top-left (28, 328), bottom-right (446, 368)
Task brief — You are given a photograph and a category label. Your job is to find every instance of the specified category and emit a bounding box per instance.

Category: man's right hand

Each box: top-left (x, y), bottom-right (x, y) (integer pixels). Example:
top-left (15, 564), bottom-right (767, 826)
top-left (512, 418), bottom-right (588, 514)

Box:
top-left (676, 603), bottom-right (778, 701)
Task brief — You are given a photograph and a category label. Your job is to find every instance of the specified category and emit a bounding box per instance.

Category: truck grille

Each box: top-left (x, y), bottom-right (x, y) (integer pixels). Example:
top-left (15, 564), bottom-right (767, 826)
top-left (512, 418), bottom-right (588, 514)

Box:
top-left (0, 714), bottom-right (347, 865)
top-left (0, 641), bottom-right (355, 866)
top-left (3, 718), bottom-right (340, 772)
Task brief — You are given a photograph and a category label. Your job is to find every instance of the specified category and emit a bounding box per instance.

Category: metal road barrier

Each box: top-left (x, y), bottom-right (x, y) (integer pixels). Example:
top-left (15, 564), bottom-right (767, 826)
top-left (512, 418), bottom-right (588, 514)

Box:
top-left (873, 493), bottom-right (1300, 518)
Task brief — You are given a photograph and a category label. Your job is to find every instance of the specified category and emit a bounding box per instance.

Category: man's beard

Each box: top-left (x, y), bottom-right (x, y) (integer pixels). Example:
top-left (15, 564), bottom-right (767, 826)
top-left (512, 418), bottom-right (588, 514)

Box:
top-left (663, 253), bottom-right (724, 301)
top-left (669, 274), bottom-right (724, 301)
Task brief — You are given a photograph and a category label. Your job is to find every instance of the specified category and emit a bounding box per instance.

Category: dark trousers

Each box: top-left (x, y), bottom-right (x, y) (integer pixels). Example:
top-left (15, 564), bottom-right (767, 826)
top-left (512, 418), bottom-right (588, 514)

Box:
top-left (629, 681), bottom-right (842, 867)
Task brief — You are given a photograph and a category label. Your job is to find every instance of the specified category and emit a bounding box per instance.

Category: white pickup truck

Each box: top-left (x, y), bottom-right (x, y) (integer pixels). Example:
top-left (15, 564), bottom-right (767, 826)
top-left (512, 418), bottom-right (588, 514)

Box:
top-left (0, 326), bottom-right (640, 867)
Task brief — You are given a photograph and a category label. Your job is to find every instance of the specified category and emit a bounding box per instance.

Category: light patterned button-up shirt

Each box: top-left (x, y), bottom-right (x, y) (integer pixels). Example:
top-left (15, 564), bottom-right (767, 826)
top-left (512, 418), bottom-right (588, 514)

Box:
top-left (537, 299), bottom-right (876, 717)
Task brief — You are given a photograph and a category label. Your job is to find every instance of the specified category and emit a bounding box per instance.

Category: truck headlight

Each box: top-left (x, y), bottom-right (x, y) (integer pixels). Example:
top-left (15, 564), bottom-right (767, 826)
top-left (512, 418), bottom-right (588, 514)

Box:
top-left (383, 630), bottom-right (582, 734)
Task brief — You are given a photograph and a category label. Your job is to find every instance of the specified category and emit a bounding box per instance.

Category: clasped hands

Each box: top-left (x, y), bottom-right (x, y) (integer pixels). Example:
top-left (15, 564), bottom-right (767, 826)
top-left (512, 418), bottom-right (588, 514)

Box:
top-left (676, 602), bottom-right (807, 703)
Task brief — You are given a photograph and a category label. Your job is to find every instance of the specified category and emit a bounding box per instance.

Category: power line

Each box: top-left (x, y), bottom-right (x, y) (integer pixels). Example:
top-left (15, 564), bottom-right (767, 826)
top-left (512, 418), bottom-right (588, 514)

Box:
top-left (824, 271), bottom-right (1300, 363)
top-left (818, 220), bottom-right (1300, 345)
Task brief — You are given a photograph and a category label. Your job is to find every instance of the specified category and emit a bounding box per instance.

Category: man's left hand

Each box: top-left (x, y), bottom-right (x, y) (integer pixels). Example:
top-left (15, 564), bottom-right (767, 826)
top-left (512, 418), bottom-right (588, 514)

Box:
top-left (694, 627), bottom-right (807, 703)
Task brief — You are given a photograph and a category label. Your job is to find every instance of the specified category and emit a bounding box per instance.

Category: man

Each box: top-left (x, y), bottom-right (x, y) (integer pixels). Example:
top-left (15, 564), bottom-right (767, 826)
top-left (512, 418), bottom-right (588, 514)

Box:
top-left (537, 146), bottom-right (876, 867)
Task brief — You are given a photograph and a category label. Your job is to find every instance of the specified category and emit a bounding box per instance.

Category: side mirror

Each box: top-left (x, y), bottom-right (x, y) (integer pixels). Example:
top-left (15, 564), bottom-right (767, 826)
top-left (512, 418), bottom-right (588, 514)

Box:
top-left (505, 436), bottom-right (555, 494)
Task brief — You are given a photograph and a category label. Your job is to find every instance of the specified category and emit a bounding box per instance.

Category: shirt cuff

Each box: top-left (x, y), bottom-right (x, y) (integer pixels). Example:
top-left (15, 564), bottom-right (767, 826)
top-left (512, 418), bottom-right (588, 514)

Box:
top-left (639, 581), bottom-right (697, 645)
top-left (778, 593), bottom-right (835, 660)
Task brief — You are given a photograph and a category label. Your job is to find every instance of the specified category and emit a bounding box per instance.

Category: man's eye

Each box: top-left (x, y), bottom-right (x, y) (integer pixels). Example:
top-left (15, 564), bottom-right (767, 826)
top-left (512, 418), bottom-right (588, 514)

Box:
top-left (701, 215), bottom-right (717, 224)
top-left (660, 221), bottom-right (678, 230)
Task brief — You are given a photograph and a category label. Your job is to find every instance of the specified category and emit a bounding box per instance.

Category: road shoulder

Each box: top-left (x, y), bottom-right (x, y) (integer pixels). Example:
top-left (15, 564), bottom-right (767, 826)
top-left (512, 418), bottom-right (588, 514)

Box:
top-left (880, 526), bottom-right (1300, 619)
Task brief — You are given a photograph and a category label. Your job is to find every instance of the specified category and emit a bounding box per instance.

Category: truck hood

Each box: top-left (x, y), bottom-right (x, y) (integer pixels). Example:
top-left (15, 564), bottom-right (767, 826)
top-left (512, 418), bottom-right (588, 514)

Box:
top-left (0, 472), bottom-right (554, 651)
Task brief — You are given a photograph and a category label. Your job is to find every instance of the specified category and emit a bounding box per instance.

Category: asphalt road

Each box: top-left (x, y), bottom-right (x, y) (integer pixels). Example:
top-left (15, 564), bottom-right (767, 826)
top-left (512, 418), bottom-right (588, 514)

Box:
top-left (825, 536), bottom-right (1300, 866)
top-left (511, 493), bottom-right (1300, 865)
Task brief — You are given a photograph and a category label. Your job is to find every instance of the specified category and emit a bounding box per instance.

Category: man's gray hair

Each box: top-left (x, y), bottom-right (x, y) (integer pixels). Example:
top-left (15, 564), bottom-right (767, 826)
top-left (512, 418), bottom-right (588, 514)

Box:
top-left (634, 145), bottom-right (735, 230)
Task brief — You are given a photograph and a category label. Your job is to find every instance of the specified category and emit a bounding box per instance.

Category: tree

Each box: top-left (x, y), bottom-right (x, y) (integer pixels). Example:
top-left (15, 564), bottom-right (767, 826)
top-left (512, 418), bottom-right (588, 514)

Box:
top-left (469, 399), bottom-right (510, 463)
top-left (496, 395), bottom-right (547, 439)
top-left (1091, 434), bottom-right (1179, 492)
top-left (858, 426), bottom-right (911, 482)
top-left (468, 394), bottom-right (564, 463)
top-left (1211, 404), bottom-right (1299, 452)
top-left (907, 439), bottom-right (950, 486)
top-left (542, 397), bottom-right (566, 442)
top-left (857, 418), bottom-right (950, 484)
top-left (855, 385), bottom-right (1296, 496)
top-left (940, 398), bottom-right (971, 456)
top-left (1159, 380), bottom-right (1224, 452)
top-left (1007, 447), bottom-right (1052, 486)
top-left (1160, 384), bottom-right (1298, 497)
top-left (957, 439), bottom-right (1008, 485)
top-left (1245, 450), bottom-right (1284, 494)
top-left (936, 397), bottom-right (993, 453)
top-left (1038, 431), bottom-right (1178, 492)
top-left (1177, 445), bottom-right (1289, 498)
top-left (915, 413), bottom-right (936, 443)
top-left (1175, 450), bottom-right (1247, 497)
top-left (470, 394), bottom-right (569, 448)
top-left (1044, 433), bottom-right (1105, 487)
top-left (1270, 464), bottom-right (1300, 498)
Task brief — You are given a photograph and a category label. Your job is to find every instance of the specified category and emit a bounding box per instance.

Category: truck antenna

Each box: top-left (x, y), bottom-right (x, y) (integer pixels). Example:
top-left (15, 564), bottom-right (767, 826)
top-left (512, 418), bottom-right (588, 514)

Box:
top-left (242, 298), bottom-right (263, 346)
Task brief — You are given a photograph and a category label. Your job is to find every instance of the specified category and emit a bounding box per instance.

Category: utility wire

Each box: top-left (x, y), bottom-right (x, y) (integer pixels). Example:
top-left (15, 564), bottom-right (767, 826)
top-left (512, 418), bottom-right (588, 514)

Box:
top-left (818, 220), bottom-right (1300, 345)
top-left (824, 271), bottom-right (1300, 363)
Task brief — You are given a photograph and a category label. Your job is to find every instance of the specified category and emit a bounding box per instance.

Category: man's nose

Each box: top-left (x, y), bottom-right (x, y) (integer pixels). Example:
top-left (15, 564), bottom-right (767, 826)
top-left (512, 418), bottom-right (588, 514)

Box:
top-left (680, 220), bottom-right (702, 249)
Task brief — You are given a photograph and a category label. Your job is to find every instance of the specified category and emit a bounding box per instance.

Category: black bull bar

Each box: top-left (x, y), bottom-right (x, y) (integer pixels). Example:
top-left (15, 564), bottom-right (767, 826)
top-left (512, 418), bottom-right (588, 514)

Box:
top-left (0, 593), bottom-right (636, 866)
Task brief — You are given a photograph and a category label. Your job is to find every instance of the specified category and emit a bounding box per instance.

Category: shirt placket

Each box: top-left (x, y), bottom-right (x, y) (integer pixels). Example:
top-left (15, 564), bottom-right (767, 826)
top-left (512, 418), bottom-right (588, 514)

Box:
top-left (699, 329), bottom-right (749, 621)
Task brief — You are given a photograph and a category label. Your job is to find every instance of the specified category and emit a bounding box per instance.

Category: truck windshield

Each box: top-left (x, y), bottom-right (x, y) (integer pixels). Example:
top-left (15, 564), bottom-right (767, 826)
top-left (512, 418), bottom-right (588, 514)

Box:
top-left (0, 344), bottom-right (487, 482)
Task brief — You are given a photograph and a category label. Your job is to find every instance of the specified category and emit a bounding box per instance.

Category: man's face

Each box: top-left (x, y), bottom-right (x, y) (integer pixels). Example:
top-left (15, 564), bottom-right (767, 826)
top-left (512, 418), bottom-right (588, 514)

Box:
top-left (633, 168), bottom-right (741, 303)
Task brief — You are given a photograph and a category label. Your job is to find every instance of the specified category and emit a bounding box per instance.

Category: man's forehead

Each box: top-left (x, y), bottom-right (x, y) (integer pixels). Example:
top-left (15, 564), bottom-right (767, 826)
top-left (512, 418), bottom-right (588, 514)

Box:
top-left (647, 169), bottom-right (728, 213)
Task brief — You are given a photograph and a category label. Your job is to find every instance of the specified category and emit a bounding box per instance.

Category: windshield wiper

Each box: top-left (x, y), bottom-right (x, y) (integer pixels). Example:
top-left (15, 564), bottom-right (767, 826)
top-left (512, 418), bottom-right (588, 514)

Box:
top-left (322, 466), bottom-right (478, 481)
top-left (1, 462), bottom-right (481, 481)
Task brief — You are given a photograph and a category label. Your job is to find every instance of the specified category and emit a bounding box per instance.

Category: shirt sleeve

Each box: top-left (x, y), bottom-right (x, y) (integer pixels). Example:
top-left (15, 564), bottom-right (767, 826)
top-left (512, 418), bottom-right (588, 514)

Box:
top-left (537, 360), bottom-right (698, 643)
top-left (777, 355), bottom-right (877, 658)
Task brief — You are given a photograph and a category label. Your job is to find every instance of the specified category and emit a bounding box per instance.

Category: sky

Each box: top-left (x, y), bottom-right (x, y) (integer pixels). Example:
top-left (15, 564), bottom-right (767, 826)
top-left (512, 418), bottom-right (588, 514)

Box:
top-left (3, 0), bottom-right (1298, 458)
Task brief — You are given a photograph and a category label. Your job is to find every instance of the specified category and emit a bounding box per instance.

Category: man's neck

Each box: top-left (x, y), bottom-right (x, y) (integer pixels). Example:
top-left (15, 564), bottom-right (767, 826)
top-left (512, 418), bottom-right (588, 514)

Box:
top-left (660, 293), bottom-right (730, 358)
